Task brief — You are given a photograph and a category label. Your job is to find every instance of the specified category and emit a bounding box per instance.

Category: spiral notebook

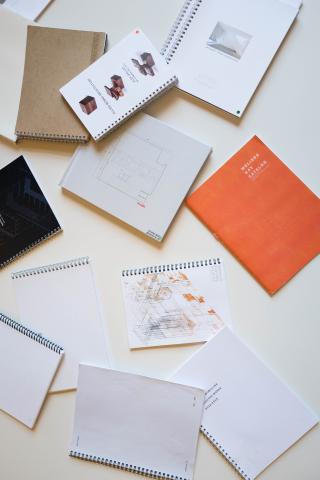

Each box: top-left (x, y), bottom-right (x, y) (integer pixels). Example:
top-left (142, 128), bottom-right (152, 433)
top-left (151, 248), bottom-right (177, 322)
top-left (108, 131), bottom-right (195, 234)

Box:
top-left (60, 28), bottom-right (177, 141)
top-left (60, 112), bottom-right (211, 242)
top-left (161, 0), bottom-right (301, 117)
top-left (0, 155), bottom-right (62, 269)
top-left (12, 257), bottom-right (110, 392)
top-left (70, 364), bottom-right (204, 480)
top-left (121, 257), bottom-right (231, 348)
top-left (0, 312), bottom-right (63, 428)
top-left (171, 327), bottom-right (318, 480)
top-left (15, 26), bottom-right (107, 142)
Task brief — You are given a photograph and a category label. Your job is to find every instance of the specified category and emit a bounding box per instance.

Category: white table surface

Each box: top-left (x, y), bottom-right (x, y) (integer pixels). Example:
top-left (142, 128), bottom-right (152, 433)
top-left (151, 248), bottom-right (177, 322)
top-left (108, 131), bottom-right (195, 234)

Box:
top-left (0, 1), bottom-right (319, 479)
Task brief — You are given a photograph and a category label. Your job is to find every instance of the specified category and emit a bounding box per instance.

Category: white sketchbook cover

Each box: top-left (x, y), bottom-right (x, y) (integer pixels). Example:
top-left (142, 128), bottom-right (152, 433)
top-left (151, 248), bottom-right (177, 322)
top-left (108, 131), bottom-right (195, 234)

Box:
top-left (0, 312), bottom-right (63, 428)
top-left (0, 7), bottom-right (34, 142)
top-left (162, 0), bottom-right (301, 117)
top-left (121, 258), bottom-right (231, 348)
top-left (60, 29), bottom-right (177, 141)
top-left (2, 0), bottom-right (52, 20)
top-left (69, 365), bottom-right (204, 480)
top-left (12, 257), bottom-right (110, 392)
top-left (60, 112), bottom-right (211, 242)
top-left (171, 327), bottom-right (318, 479)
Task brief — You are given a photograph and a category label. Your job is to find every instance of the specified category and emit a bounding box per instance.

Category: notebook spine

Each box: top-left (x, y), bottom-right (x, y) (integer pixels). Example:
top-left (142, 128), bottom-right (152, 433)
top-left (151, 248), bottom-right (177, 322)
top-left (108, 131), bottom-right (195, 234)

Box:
top-left (162, 0), bottom-right (203, 63)
top-left (16, 133), bottom-right (88, 143)
top-left (201, 427), bottom-right (251, 480)
top-left (122, 258), bottom-right (221, 277)
top-left (11, 256), bottom-right (89, 279)
top-left (94, 76), bottom-right (178, 141)
top-left (0, 312), bottom-right (63, 354)
top-left (160, 0), bottom-right (195, 56)
top-left (69, 450), bottom-right (189, 480)
top-left (0, 226), bottom-right (62, 270)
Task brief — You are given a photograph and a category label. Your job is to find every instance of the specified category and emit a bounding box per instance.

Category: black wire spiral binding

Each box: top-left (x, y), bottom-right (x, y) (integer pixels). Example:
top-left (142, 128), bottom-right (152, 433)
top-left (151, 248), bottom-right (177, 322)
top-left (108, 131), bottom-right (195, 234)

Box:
top-left (94, 76), bottom-right (178, 141)
top-left (15, 131), bottom-right (88, 143)
top-left (121, 258), bottom-right (221, 277)
top-left (69, 450), bottom-right (189, 479)
top-left (161, 0), bottom-right (203, 63)
top-left (11, 256), bottom-right (90, 279)
top-left (0, 312), bottom-right (64, 354)
top-left (0, 226), bottom-right (62, 270)
top-left (200, 426), bottom-right (251, 480)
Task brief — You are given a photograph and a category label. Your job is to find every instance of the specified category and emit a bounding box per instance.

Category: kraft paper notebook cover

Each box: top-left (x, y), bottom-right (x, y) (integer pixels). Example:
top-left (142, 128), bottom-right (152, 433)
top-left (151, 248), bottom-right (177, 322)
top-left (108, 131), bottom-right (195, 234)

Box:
top-left (69, 365), bottom-right (204, 480)
top-left (171, 327), bottom-right (318, 480)
top-left (0, 7), bottom-right (33, 142)
top-left (187, 136), bottom-right (320, 294)
top-left (161, 0), bottom-right (301, 117)
top-left (12, 257), bottom-right (111, 392)
top-left (0, 312), bottom-right (63, 429)
top-left (60, 112), bottom-right (211, 242)
top-left (0, 155), bottom-right (62, 269)
top-left (121, 257), bottom-right (231, 348)
top-left (15, 26), bottom-right (107, 142)
top-left (60, 29), bottom-right (177, 141)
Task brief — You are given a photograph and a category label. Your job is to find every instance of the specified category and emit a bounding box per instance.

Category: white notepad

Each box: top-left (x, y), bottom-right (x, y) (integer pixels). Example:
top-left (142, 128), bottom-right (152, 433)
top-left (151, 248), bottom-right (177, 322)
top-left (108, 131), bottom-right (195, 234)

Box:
top-left (70, 364), bottom-right (204, 480)
top-left (12, 257), bottom-right (110, 392)
top-left (60, 113), bottom-right (211, 242)
top-left (171, 327), bottom-right (318, 480)
top-left (0, 312), bottom-right (63, 428)
top-left (121, 257), bottom-right (231, 348)
top-left (60, 29), bottom-right (177, 141)
top-left (161, 0), bottom-right (301, 117)
top-left (0, 7), bottom-right (33, 142)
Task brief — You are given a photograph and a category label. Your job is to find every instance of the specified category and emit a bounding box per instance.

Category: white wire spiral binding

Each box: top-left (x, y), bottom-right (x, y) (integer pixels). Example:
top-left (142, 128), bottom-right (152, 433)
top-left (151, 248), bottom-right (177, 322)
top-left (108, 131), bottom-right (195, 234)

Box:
top-left (69, 450), bottom-right (189, 479)
top-left (0, 312), bottom-right (63, 354)
top-left (94, 76), bottom-right (178, 141)
top-left (162, 0), bottom-right (203, 63)
top-left (15, 132), bottom-right (88, 143)
top-left (160, 0), bottom-right (194, 56)
top-left (200, 426), bottom-right (251, 480)
top-left (11, 256), bottom-right (89, 279)
top-left (122, 258), bottom-right (220, 277)
top-left (0, 225), bottom-right (62, 270)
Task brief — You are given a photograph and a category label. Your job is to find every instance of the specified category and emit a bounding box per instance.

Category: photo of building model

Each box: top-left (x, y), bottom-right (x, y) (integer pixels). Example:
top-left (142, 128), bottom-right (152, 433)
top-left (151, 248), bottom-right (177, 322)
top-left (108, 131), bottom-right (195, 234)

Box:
top-left (79, 96), bottom-right (97, 114)
top-left (207, 22), bottom-right (252, 60)
top-left (131, 52), bottom-right (155, 76)
top-left (104, 75), bottom-right (125, 100)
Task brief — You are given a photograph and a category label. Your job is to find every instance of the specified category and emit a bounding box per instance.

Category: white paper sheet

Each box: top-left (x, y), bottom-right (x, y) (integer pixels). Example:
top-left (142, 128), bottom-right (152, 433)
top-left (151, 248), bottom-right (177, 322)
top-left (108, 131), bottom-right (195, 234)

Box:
top-left (70, 365), bottom-right (204, 480)
top-left (171, 327), bottom-right (318, 479)
top-left (12, 257), bottom-right (110, 392)
top-left (0, 313), bottom-right (62, 428)
top-left (1, 0), bottom-right (52, 20)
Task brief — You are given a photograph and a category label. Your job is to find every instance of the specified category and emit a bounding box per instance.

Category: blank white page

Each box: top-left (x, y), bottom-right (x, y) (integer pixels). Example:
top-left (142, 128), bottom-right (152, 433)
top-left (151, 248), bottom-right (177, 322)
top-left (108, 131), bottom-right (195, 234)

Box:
top-left (0, 313), bottom-right (63, 428)
top-left (70, 365), bottom-right (204, 480)
top-left (12, 257), bottom-right (110, 392)
top-left (171, 327), bottom-right (318, 480)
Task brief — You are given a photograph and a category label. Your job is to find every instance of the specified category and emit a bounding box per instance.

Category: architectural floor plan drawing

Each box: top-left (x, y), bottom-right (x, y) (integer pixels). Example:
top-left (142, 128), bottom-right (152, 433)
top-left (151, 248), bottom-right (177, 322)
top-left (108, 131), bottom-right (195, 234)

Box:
top-left (95, 132), bottom-right (168, 206)
top-left (122, 269), bottom-right (225, 348)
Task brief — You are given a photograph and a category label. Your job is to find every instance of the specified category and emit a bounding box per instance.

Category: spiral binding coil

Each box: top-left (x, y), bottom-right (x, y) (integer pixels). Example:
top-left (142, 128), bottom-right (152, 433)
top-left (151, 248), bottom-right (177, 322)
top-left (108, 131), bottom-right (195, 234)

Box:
top-left (94, 76), bottom-right (178, 141)
top-left (15, 132), bottom-right (88, 143)
top-left (200, 426), bottom-right (250, 480)
top-left (160, 0), bottom-right (194, 56)
top-left (0, 312), bottom-right (63, 354)
top-left (122, 258), bottom-right (221, 277)
top-left (11, 256), bottom-right (90, 279)
top-left (162, 0), bottom-right (203, 63)
top-left (0, 226), bottom-right (62, 270)
top-left (69, 450), bottom-right (189, 479)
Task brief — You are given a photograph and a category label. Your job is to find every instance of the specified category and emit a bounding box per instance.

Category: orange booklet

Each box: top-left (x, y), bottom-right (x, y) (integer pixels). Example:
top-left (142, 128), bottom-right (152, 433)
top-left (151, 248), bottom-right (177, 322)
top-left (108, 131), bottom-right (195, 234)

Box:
top-left (187, 136), bottom-right (320, 295)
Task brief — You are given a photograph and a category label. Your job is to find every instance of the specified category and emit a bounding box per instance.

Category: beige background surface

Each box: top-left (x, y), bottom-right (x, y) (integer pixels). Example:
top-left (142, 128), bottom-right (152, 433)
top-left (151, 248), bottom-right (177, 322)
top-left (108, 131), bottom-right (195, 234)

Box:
top-left (0, 1), bottom-right (319, 479)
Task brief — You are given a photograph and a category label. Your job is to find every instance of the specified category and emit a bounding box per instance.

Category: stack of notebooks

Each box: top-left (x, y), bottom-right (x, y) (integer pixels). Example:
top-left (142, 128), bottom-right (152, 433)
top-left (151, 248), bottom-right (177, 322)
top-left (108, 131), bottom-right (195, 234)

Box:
top-left (0, 2), bottom-right (319, 480)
